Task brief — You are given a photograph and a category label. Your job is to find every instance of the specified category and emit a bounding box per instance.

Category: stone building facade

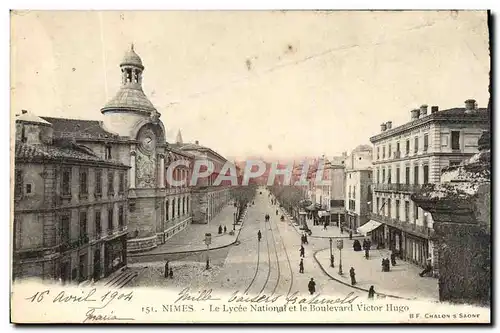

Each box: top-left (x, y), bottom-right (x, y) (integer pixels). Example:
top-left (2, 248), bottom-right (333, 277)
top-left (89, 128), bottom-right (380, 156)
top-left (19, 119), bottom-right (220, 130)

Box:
top-left (412, 131), bottom-right (490, 305)
top-left (345, 144), bottom-right (373, 232)
top-left (13, 46), bottom-right (236, 279)
top-left (13, 111), bottom-right (129, 282)
top-left (171, 138), bottom-right (231, 224)
top-left (369, 100), bottom-right (489, 271)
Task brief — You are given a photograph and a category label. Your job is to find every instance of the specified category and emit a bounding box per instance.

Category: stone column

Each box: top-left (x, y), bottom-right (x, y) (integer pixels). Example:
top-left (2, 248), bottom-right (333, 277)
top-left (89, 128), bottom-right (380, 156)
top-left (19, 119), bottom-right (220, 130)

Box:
top-left (159, 153), bottom-right (165, 188)
top-left (130, 151), bottom-right (136, 188)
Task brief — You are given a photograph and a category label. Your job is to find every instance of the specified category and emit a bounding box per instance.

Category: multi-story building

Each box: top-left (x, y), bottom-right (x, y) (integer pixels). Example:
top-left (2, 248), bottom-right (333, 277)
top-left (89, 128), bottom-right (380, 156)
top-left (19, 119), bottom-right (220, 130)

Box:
top-left (13, 46), bottom-right (235, 281)
top-left (345, 145), bottom-right (373, 231)
top-left (369, 100), bottom-right (489, 272)
top-left (310, 155), bottom-right (346, 226)
top-left (13, 111), bottom-right (130, 282)
top-left (171, 138), bottom-right (231, 224)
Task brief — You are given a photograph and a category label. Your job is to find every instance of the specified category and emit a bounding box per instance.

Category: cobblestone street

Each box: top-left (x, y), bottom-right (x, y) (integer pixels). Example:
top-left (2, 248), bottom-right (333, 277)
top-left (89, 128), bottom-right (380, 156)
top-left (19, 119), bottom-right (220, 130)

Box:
top-left (130, 188), bottom-right (439, 301)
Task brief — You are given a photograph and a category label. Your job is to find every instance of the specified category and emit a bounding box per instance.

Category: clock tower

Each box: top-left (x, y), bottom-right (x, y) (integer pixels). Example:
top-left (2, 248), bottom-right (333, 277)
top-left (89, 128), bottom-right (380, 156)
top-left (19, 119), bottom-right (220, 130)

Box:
top-left (101, 45), bottom-right (167, 251)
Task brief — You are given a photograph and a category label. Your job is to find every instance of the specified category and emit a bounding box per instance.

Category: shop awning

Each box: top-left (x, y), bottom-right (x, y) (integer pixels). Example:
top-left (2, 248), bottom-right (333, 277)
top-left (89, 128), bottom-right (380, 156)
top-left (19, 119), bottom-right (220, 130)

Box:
top-left (306, 203), bottom-right (322, 211)
top-left (318, 211), bottom-right (328, 217)
top-left (357, 220), bottom-right (382, 235)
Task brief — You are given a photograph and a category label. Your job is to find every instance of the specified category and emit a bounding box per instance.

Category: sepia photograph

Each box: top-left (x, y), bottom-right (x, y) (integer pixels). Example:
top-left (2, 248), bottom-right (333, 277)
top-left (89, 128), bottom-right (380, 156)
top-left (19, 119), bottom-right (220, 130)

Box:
top-left (9, 9), bottom-right (491, 324)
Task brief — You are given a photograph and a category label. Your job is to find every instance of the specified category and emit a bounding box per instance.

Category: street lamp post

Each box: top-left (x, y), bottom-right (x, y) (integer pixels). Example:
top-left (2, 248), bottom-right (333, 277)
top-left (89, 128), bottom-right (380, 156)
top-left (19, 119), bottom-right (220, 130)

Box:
top-left (233, 212), bottom-right (236, 231)
top-left (329, 238), bottom-right (334, 268)
top-left (337, 239), bottom-right (344, 275)
top-left (204, 233), bottom-right (212, 270)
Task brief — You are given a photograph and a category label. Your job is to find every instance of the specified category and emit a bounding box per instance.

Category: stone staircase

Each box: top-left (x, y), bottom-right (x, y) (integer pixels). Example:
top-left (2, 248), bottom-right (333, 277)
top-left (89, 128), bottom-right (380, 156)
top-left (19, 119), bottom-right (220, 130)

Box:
top-left (100, 267), bottom-right (143, 289)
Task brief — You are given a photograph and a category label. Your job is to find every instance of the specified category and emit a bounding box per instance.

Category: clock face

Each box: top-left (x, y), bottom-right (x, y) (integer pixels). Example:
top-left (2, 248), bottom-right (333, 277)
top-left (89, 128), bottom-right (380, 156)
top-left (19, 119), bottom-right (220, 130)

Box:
top-left (140, 132), bottom-right (156, 154)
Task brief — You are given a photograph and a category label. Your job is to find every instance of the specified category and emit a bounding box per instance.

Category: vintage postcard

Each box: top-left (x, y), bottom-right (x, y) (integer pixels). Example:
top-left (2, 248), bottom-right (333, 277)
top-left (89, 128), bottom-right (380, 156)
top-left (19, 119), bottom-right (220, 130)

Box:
top-left (10, 10), bottom-right (491, 324)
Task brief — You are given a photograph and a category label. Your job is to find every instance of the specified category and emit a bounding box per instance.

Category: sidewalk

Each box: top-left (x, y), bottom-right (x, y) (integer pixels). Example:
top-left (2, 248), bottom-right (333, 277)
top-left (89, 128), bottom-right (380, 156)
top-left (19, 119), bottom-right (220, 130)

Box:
top-left (282, 209), bottom-right (362, 239)
top-left (315, 246), bottom-right (439, 301)
top-left (131, 202), bottom-right (246, 256)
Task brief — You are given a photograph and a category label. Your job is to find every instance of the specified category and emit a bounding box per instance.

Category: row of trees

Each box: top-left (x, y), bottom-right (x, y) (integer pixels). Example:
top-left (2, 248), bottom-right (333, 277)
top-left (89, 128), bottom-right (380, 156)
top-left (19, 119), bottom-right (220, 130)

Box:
top-left (268, 185), bottom-right (309, 221)
top-left (230, 184), bottom-right (258, 220)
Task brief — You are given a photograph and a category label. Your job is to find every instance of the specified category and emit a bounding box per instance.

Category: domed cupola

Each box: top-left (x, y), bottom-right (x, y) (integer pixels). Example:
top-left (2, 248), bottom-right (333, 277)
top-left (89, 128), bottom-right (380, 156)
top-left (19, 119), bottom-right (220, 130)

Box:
top-left (101, 44), bottom-right (158, 115)
top-left (120, 45), bottom-right (144, 69)
top-left (101, 44), bottom-right (162, 137)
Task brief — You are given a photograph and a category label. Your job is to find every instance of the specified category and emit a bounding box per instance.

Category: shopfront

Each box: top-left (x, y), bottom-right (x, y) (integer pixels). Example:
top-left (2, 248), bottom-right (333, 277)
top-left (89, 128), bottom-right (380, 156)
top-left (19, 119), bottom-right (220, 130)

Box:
top-left (404, 233), bottom-right (429, 267)
top-left (104, 236), bottom-right (127, 276)
top-left (387, 225), bottom-right (403, 256)
top-left (347, 212), bottom-right (357, 231)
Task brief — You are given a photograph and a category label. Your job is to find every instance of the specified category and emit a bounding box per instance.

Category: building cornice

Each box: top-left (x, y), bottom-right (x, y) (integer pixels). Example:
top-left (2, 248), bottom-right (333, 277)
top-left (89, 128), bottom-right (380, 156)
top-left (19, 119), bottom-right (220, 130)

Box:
top-left (370, 113), bottom-right (489, 143)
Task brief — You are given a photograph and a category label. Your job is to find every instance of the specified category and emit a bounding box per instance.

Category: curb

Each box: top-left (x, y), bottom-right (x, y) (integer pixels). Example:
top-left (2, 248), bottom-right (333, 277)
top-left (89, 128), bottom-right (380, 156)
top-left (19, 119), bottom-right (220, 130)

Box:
top-left (312, 248), bottom-right (411, 300)
top-left (129, 208), bottom-right (249, 258)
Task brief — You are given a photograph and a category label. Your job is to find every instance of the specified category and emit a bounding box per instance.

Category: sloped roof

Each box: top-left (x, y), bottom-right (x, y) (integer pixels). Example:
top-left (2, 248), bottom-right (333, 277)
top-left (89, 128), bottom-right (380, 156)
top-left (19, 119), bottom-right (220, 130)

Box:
top-left (41, 117), bottom-right (119, 139)
top-left (101, 86), bottom-right (157, 114)
top-left (352, 144), bottom-right (372, 152)
top-left (15, 140), bottom-right (128, 167)
top-left (16, 112), bottom-right (52, 126)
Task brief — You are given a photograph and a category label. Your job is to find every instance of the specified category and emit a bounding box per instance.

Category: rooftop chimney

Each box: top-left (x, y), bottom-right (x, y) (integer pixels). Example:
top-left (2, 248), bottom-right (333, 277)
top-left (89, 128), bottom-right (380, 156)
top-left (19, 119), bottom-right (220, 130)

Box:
top-left (419, 104), bottom-right (428, 117)
top-left (195, 140), bottom-right (199, 145)
top-left (386, 121), bottom-right (392, 130)
top-left (380, 123), bottom-right (387, 132)
top-left (431, 106), bottom-right (439, 113)
top-left (410, 109), bottom-right (420, 120)
top-left (465, 99), bottom-right (477, 113)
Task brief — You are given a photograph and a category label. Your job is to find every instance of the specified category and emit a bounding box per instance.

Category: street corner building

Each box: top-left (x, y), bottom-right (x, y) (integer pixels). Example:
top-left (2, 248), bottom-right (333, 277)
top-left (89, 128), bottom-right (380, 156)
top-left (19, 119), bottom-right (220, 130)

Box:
top-left (12, 45), bottom-right (231, 283)
top-left (367, 102), bottom-right (489, 276)
top-left (411, 130), bottom-right (491, 305)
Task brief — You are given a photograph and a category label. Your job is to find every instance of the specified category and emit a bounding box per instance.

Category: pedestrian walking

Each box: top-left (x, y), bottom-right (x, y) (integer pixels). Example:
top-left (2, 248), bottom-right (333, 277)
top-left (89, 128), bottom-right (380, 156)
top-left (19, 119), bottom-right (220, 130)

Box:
top-left (390, 252), bottom-right (397, 266)
top-left (308, 278), bottom-right (316, 295)
top-left (164, 261), bottom-right (170, 278)
top-left (299, 259), bottom-right (304, 274)
top-left (304, 234), bottom-right (309, 245)
top-left (169, 268), bottom-right (174, 279)
top-left (276, 209), bottom-right (278, 215)
top-left (349, 230), bottom-right (353, 240)
top-left (340, 225), bottom-right (344, 234)
top-left (365, 248), bottom-right (370, 259)
top-left (301, 234), bottom-right (305, 245)
top-left (258, 230), bottom-right (262, 242)
top-left (349, 267), bottom-right (356, 285)
top-left (330, 254), bottom-right (335, 268)
top-left (382, 258), bottom-right (390, 272)
top-left (323, 222), bottom-right (327, 230)
top-left (300, 245), bottom-right (305, 258)
top-left (368, 286), bottom-right (375, 299)
top-left (218, 225), bottom-right (223, 234)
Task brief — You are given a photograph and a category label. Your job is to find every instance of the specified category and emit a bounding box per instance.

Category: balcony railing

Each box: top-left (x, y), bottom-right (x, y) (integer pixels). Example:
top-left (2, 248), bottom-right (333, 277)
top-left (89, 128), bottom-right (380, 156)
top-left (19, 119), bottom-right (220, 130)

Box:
top-left (370, 213), bottom-right (434, 239)
top-left (373, 183), bottom-right (423, 193)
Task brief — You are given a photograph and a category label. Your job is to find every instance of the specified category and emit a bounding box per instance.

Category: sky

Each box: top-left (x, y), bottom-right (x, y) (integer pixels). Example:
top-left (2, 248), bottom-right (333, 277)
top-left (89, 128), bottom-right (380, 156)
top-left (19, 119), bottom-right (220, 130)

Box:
top-left (11, 10), bottom-right (490, 160)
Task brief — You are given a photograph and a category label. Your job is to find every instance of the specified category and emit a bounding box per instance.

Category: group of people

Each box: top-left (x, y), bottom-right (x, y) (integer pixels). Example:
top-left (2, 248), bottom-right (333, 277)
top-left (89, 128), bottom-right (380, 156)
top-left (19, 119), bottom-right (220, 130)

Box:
top-left (419, 258), bottom-right (433, 277)
top-left (382, 252), bottom-right (398, 272)
top-left (264, 214), bottom-right (270, 222)
top-left (164, 261), bottom-right (174, 279)
top-left (218, 225), bottom-right (227, 234)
